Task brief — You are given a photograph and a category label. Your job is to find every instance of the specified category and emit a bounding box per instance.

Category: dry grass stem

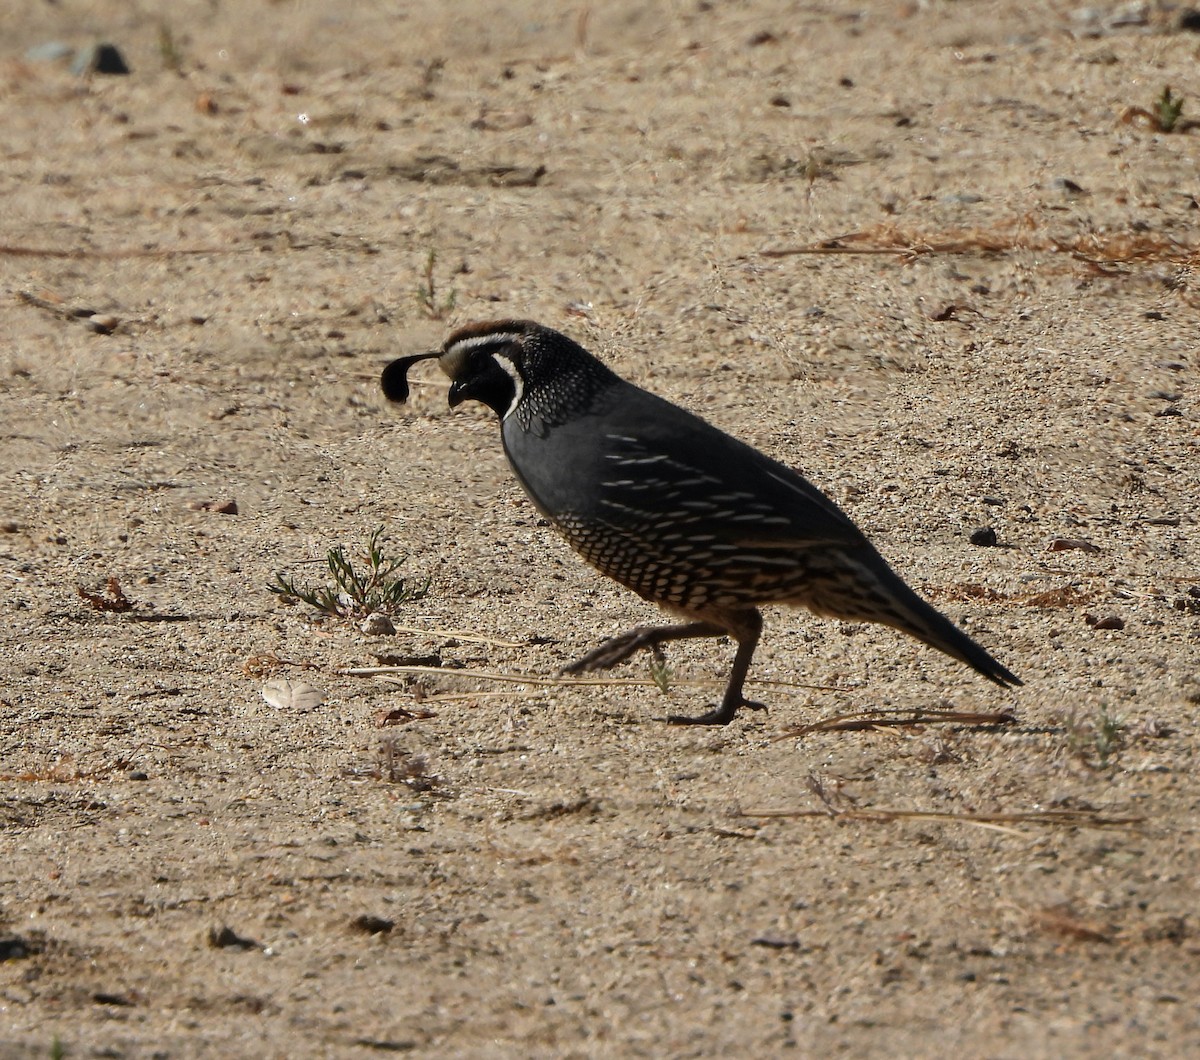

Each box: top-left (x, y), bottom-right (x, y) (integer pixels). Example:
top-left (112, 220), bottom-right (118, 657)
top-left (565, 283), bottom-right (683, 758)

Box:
top-left (345, 663), bottom-right (843, 694)
top-left (1, 745), bottom-right (148, 783)
top-left (779, 706), bottom-right (1016, 739)
top-left (386, 624), bottom-right (526, 647)
top-left (1032, 905), bottom-right (1117, 944)
top-left (761, 219), bottom-right (1197, 267)
top-left (742, 805), bottom-right (1144, 832)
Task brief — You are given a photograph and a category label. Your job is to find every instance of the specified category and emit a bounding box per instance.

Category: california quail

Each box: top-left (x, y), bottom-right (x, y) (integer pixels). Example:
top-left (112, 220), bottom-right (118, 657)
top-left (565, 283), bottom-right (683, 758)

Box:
top-left (382, 319), bottom-right (1021, 725)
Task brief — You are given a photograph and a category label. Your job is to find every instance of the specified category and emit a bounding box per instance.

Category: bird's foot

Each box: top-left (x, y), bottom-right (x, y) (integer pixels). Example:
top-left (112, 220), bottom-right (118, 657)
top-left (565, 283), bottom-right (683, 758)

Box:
top-left (667, 698), bottom-right (767, 727)
top-left (563, 628), bottom-right (660, 674)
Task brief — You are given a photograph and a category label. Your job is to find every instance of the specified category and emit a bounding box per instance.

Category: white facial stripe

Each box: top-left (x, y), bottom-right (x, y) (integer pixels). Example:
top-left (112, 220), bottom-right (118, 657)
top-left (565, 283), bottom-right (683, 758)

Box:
top-left (440, 332), bottom-right (523, 379)
top-left (449, 332), bottom-right (523, 357)
top-left (493, 353), bottom-right (524, 420)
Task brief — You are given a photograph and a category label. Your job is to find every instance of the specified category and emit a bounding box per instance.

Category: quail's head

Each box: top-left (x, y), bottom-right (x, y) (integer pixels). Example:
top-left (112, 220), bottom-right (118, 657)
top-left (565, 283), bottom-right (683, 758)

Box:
top-left (382, 320), bottom-right (532, 417)
top-left (382, 320), bottom-right (617, 427)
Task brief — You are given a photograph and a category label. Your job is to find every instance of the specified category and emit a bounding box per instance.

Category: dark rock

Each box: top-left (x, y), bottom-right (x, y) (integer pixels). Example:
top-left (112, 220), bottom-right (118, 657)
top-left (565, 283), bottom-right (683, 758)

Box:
top-left (72, 43), bottom-right (131, 76)
top-left (207, 925), bottom-right (261, 950)
top-left (349, 914), bottom-right (395, 936)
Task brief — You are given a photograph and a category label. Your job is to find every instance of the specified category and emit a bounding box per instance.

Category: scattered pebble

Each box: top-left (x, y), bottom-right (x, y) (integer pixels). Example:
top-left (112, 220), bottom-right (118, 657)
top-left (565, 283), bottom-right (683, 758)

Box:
top-left (0, 935), bottom-right (41, 961)
top-left (188, 499), bottom-right (238, 515)
top-left (348, 915), bottom-right (394, 936)
top-left (207, 925), bottom-right (261, 951)
top-left (361, 612), bottom-right (396, 636)
top-left (71, 42), bottom-right (130, 76)
top-left (928, 302), bottom-right (972, 321)
top-left (970, 527), bottom-right (998, 547)
top-left (374, 706), bottom-right (437, 726)
top-left (1052, 177), bottom-right (1088, 197)
top-left (469, 109), bottom-right (534, 131)
top-left (1173, 589), bottom-right (1200, 614)
top-left (1138, 719), bottom-right (1173, 738)
top-left (752, 934), bottom-right (805, 950)
top-left (1085, 614), bottom-right (1126, 630)
top-left (85, 313), bottom-right (119, 335)
top-left (92, 992), bottom-right (135, 1007)
top-left (1178, 9), bottom-right (1200, 32)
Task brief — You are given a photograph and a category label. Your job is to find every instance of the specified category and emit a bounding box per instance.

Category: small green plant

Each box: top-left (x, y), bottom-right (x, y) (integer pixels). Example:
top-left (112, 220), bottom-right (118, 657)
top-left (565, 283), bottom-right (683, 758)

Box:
top-left (415, 249), bottom-right (457, 320)
top-left (648, 646), bottom-right (673, 695)
top-left (269, 527), bottom-right (430, 620)
top-left (1120, 85), bottom-right (1189, 133)
top-left (1155, 85), bottom-right (1184, 133)
top-left (1064, 705), bottom-right (1126, 768)
top-left (50, 1038), bottom-right (65, 1060)
top-left (158, 22), bottom-right (183, 73)
top-left (1093, 706), bottom-right (1125, 767)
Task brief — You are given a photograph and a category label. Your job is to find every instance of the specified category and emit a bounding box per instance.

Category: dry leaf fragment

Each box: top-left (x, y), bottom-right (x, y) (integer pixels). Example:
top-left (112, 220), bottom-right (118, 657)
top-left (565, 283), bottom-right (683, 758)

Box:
top-left (77, 577), bottom-right (134, 612)
top-left (262, 678), bottom-right (326, 712)
top-left (374, 706), bottom-right (437, 726)
top-left (1048, 537), bottom-right (1101, 553)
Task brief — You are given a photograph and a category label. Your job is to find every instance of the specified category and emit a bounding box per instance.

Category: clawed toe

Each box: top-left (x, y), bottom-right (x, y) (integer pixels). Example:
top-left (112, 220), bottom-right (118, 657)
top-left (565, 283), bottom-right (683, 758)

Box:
top-left (562, 640), bottom-right (637, 675)
top-left (558, 619), bottom-right (766, 729)
top-left (561, 629), bottom-right (658, 675)
top-left (667, 709), bottom-right (729, 726)
top-left (667, 697), bottom-right (767, 727)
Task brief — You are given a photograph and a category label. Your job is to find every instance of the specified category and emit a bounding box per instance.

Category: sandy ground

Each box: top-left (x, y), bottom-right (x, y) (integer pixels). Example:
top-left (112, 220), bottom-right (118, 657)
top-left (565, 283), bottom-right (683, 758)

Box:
top-left (2, 1), bottom-right (1199, 1056)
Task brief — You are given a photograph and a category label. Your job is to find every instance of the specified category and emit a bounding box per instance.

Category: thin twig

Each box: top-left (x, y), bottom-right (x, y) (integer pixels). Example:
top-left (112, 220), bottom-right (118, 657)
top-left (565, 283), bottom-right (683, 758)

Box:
top-left (343, 663), bottom-right (844, 693)
top-left (760, 223), bottom-right (1197, 266)
top-left (739, 806), bottom-right (1142, 835)
top-left (408, 689), bottom-right (552, 703)
top-left (741, 806), bottom-right (1144, 831)
top-left (778, 706), bottom-right (1016, 739)
top-left (349, 665), bottom-right (716, 687)
top-left (386, 624), bottom-right (526, 648)
top-left (6, 245), bottom-right (232, 259)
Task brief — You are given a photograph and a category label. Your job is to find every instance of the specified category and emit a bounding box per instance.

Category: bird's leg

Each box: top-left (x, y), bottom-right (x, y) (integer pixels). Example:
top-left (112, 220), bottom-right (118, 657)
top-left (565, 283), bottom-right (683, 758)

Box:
top-left (668, 609), bottom-right (765, 726)
top-left (562, 621), bottom-right (725, 675)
